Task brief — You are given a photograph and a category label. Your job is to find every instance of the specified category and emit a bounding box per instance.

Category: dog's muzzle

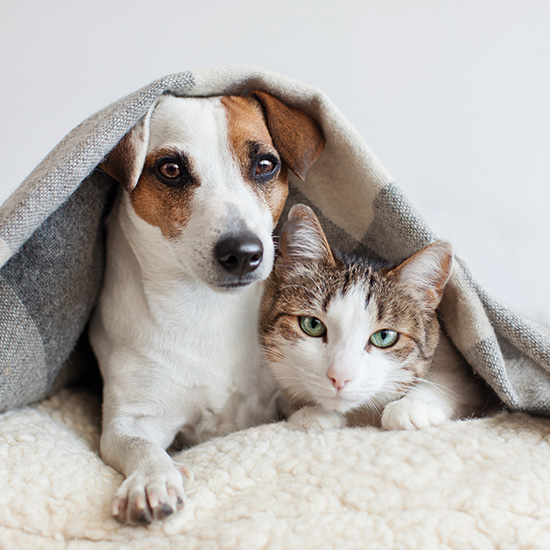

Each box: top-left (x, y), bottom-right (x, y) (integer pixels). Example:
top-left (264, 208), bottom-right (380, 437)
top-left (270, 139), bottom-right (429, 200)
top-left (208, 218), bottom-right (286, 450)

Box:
top-left (215, 232), bottom-right (264, 278)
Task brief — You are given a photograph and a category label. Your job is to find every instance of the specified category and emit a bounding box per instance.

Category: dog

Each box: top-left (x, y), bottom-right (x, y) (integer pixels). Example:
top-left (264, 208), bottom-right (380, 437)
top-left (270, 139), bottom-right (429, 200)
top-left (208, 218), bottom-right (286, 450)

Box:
top-left (89, 90), bottom-right (325, 525)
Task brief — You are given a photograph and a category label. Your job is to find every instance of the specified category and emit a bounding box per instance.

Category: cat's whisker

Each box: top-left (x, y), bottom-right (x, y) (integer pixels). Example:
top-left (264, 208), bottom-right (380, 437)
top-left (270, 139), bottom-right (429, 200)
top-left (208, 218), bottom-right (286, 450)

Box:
top-left (262, 353), bottom-right (286, 363)
top-left (261, 348), bottom-right (286, 360)
top-left (409, 376), bottom-right (458, 399)
top-left (272, 374), bottom-right (305, 384)
top-left (361, 398), bottom-right (382, 416)
top-left (286, 384), bottom-right (315, 405)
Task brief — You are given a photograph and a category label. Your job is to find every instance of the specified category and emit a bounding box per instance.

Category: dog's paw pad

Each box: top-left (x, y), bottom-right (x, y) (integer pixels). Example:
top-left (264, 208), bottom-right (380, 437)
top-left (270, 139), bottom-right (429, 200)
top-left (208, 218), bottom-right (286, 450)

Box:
top-left (288, 406), bottom-right (346, 431)
top-left (112, 466), bottom-right (187, 525)
top-left (381, 398), bottom-right (449, 431)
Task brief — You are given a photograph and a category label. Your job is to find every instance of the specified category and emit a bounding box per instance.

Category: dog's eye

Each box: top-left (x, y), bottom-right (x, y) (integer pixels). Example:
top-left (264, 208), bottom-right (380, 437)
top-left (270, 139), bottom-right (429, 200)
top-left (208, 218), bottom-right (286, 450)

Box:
top-left (158, 161), bottom-right (182, 180)
top-left (256, 159), bottom-right (275, 175)
top-left (253, 155), bottom-right (280, 181)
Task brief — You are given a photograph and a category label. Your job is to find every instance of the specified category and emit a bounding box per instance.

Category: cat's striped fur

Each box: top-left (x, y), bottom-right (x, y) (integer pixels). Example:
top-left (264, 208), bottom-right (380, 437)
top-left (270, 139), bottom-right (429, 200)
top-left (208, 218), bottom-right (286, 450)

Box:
top-left (259, 204), bottom-right (487, 430)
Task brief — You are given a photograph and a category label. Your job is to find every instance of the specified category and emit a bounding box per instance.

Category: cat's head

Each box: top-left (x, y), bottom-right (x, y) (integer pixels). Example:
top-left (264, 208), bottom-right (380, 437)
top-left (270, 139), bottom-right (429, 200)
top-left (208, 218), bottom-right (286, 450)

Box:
top-left (259, 204), bottom-right (454, 414)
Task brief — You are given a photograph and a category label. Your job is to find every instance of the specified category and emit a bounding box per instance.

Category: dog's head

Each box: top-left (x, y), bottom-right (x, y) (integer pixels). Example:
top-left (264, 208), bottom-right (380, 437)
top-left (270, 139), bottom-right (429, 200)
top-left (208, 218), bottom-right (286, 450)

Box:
top-left (99, 91), bottom-right (325, 291)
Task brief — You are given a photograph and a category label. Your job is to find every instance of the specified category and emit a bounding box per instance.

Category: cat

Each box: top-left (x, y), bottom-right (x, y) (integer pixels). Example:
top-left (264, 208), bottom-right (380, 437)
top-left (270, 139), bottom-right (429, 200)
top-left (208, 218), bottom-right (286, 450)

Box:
top-left (259, 204), bottom-right (488, 431)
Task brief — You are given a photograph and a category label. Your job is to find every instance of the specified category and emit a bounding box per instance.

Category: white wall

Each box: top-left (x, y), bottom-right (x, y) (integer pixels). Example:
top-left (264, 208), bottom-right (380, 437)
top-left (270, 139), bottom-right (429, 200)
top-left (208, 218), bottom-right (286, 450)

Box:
top-left (1, 0), bottom-right (549, 320)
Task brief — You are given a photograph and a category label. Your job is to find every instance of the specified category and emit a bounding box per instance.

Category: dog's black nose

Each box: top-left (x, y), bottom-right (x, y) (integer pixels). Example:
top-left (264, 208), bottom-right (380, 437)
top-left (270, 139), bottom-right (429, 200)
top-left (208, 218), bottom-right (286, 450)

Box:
top-left (215, 233), bottom-right (264, 276)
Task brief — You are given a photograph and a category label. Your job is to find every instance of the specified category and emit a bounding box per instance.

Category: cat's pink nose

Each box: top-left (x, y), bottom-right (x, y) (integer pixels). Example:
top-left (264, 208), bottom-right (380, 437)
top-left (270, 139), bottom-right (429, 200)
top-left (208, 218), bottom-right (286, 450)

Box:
top-left (327, 365), bottom-right (355, 391)
top-left (327, 373), bottom-right (351, 391)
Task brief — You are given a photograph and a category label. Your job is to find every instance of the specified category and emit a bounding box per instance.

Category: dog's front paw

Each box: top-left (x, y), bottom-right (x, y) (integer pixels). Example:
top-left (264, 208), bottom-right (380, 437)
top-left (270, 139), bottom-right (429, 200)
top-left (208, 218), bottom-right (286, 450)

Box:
top-left (288, 405), bottom-right (346, 432)
top-left (381, 397), bottom-right (449, 431)
top-left (111, 462), bottom-right (188, 525)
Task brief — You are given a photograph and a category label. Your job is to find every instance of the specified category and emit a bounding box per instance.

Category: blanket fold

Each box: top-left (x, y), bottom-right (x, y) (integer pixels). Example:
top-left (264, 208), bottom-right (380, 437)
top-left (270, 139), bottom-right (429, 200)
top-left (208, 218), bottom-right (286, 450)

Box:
top-left (0, 66), bottom-right (548, 413)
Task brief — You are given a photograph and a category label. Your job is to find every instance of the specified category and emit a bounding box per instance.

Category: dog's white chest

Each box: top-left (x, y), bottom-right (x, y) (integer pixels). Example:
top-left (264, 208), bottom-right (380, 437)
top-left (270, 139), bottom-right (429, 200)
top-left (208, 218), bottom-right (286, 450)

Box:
top-left (119, 277), bottom-right (276, 442)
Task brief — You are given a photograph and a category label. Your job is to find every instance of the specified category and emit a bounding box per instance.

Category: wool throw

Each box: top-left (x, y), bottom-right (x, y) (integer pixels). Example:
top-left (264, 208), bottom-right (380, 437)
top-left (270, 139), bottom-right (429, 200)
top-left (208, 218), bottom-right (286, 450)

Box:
top-left (0, 66), bottom-right (548, 412)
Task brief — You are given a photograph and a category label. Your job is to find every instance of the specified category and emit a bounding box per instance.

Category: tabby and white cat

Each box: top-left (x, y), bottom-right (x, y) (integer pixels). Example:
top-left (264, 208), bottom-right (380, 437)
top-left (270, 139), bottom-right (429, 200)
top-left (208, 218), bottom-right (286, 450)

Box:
top-left (259, 204), bottom-right (485, 431)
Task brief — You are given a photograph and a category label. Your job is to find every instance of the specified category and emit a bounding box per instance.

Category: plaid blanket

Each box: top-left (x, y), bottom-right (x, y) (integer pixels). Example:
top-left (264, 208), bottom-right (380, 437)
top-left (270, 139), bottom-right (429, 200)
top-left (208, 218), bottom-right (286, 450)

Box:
top-left (0, 67), bottom-right (548, 413)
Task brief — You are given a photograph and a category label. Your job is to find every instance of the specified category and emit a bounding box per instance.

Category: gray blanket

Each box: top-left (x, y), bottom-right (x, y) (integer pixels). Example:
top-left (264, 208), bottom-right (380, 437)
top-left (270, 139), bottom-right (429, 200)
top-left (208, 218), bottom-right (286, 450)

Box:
top-left (1, 67), bottom-right (548, 413)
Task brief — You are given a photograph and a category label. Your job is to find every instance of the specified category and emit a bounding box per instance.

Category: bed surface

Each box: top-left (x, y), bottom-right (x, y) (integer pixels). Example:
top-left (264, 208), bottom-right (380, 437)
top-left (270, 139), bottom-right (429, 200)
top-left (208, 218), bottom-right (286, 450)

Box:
top-left (1, 387), bottom-right (549, 549)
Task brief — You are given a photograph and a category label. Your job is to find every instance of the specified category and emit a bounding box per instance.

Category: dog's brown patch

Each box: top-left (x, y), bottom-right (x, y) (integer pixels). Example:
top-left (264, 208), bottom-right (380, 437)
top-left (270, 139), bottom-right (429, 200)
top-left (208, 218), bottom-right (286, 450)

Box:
top-left (129, 147), bottom-right (198, 239)
top-left (222, 95), bottom-right (290, 225)
top-left (251, 91), bottom-right (325, 181)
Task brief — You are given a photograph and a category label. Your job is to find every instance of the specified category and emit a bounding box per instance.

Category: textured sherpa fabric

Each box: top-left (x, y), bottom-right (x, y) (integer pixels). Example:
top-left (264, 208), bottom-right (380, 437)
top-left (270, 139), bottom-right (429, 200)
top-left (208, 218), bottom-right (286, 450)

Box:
top-left (1, 388), bottom-right (550, 550)
top-left (0, 65), bottom-right (549, 412)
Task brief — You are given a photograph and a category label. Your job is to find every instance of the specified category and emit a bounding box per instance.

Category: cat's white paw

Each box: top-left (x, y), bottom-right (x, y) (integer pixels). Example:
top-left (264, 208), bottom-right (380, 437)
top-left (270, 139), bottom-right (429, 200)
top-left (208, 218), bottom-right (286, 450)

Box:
top-left (381, 397), bottom-right (449, 431)
top-left (288, 405), bottom-right (346, 431)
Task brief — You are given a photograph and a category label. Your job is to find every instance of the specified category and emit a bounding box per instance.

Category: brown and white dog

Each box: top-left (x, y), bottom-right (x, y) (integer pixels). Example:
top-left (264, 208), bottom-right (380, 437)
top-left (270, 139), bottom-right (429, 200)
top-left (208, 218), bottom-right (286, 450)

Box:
top-left (89, 91), bottom-right (325, 525)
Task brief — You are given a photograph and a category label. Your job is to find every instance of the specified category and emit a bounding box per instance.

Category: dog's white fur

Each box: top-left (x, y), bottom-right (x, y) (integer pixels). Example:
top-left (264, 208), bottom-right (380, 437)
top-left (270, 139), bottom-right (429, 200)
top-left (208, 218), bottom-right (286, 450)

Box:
top-left (90, 94), bottom-right (324, 525)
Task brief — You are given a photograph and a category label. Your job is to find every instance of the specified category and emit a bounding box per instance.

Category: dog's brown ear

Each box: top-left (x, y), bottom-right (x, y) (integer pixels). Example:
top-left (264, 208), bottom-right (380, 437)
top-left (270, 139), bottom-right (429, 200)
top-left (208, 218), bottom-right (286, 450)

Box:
top-left (251, 91), bottom-right (325, 181)
top-left (98, 111), bottom-right (151, 192)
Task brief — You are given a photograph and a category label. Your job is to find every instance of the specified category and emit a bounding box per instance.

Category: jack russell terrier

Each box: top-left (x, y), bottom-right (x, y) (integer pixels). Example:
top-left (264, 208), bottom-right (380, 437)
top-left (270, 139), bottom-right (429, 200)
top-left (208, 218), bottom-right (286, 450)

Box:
top-left (89, 91), bottom-right (325, 525)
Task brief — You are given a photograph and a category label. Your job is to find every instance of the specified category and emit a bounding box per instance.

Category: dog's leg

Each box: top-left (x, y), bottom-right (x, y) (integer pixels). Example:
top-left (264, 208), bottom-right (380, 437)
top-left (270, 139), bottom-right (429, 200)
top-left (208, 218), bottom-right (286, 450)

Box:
top-left (101, 416), bottom-right (186, 525)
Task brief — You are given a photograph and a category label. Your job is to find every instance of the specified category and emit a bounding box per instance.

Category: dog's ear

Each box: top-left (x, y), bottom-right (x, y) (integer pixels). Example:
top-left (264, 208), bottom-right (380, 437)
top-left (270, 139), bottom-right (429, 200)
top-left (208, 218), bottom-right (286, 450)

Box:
top-left (251, 91), bottom-right (325, 181)
top-left (98, 109), bottom-right (153, 192)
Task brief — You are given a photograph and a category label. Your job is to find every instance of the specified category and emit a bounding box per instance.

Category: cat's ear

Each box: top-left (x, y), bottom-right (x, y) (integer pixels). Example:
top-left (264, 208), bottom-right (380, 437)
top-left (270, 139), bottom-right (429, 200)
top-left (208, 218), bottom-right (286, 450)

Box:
top-left (388, 241), bottom-right (454, 307)
top-left (277, 204), bottom-right (335, 273)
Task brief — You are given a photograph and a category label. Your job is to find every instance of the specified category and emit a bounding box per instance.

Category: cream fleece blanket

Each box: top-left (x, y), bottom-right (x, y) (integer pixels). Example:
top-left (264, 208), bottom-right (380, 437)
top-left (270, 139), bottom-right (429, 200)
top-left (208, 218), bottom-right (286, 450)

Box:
top-left (1, 387), bottom-right (549, 550)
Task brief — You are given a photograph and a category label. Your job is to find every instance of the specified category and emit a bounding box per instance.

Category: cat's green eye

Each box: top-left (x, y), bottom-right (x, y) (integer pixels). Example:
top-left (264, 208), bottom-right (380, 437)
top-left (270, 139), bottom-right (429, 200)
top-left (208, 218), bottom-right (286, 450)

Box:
top-left (299, 316), bottom-right (327, 338)
top-left (370, 329), bottom-right (399, 349)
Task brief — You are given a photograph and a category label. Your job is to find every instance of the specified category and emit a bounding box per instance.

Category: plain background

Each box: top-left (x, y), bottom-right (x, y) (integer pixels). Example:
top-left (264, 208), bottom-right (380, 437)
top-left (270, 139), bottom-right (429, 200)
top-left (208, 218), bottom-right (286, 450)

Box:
top-left (1, 0), bottom-right (549, 322)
